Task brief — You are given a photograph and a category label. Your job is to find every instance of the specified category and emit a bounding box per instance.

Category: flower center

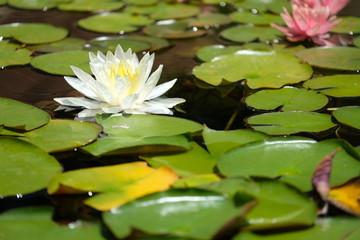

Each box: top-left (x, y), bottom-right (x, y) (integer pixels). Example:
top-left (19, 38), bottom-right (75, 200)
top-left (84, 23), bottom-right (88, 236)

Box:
top-left (109, 61), bottom-right (140, 96)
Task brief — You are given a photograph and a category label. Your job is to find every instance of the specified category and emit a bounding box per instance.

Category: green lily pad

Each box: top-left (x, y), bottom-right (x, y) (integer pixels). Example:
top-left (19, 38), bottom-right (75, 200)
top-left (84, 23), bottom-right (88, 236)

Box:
top-left (88, 37), bottom-right (151, 53)
top-left (217, 137), bottom-right (360, 191)
top-left (333, 106), bottom-right (360, 130)
top-left (172, 174), bottom-right (221, 188)
top-left (247, 111), bottom-right (336, 135)
top-left (23, 119), bottom-right (101, 153)
top-left (234, 0), bottom-right (291, 14)
top-left (199, 178), bottom-right (317, 230)
top-left (196, 45), bottom-right (244, 62)
top-left (0, 207), bottom-right (106, 240)
top-left (7, 0), bottom-right (64, 10)
top-left (296, 47), bottom-right (360, 71)
top-left (202, 126), bottom-right (269, 158)
top-left (354, 36), bottom-right (360, 47)
top-left (303, 74), bottom-right (360, 98)
top-left (30, 50), bottom-right (91, 75)
top-left (192, 50), bottom-right (313, 89)
top-left (7, 23), bottom-right (68, 44)
top-left (0, 40), bottom-right (32, 68)
top-left (0, 97), bottom-right (50, 131)
top-left (144, 20), bottom-right (206, 39)
top-left (188, 13), bottom-right (232, 27)
top-left (230, 11), bottom-right (284, 25)
top-left (27, 37), bottom-right (86, 53)
top-left (103, 189), bottom-right (250, 239)
top-left (331, 16), bottom-right (360, 34)
top-left (81, 135), bottom-right (191, 157)
top-left (0, 0), bottom-right (5, 5)
top-left (233, 218), bottom-right (360, 240)
top-left (125, 0), bottom-right (157, 5)
top-left (0, 137), bottom-right (62, 197)
top-left (245, 87), bottom-right (329, 111)
top-left (78, 13), bottom-right (153, 33)
top-left (0, 23), bottom-right (14, 38)
top-left (57, 0), bottom-right (124, 11)
top-left (142, 142), bottom-right (217, 177)
top-left (125, 3), bottom-right (200, 20)
top-left (221, 25), bottom-right (283, 43)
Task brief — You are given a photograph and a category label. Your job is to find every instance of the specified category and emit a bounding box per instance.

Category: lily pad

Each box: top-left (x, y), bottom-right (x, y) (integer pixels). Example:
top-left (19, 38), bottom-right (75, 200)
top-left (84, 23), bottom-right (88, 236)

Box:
top-left (142, 142), bottom-right (217, 177)
top-left (30, 50), bottom-right (91, 75)
top-left (27, 37), bottom-right (86, 53)
top-left (48, 162), bottom-right (178, 211)
top-left (172, 174), bottom-right (221, 188)
top-left (188, 13), bottom-right (232, 27)
top-left (333, 106), bottom-right (360, 130)
top-left (0, 23), bottom-right (14, 38)
top-left (57, 0), bottom-right (124, 12)
top-left (303, 74), bottom-right (360, 98)
top-left (331, 16), bottom-right (360, 34)
top-left (199, 178), bottom-right (317, 230)
top-left (296, 47), bottom-right (360, 71)
top-left (0, 97), bottom-right (50, 131)
top-left (88, 37), bottom-right (151, 53)
top-left (23, 119), bottom-right (101, 153)
top-left (192, 50), bottom-right (313, 89)
top-left (78, 13), bottom-right (153, 33)
top-left (247, 111), bottom-right (336, 135)
top-left (354, 36), bottom-right (360, 47)
top-left (234, 218), bottom-right (360, 240)
top-left (0, 40), bottom-right (32, 68)
top-left (0, 137), bottom-right (62, 197)
top-left (221, 25), bottom-right (283, 43)
top-left (234, 0), bottom-right (291, 14)
top-left (7, 0), bottom-right (63, 10)
top-left (7, 23), bottom-right (68, 44)
top-left (125, 3), bottom-right (200, 20)
top-left (245, 87), bottom-right (329, 111)
top-left (103, 189), bottom-right (250, 239)
top-left (0, 207), bottom-right (106, 240)
top-left (144, 20), bottom-right (206, 39)
top-left (217, 137), bottom-right (360, 191)
top-left (125, 0), bottom-right (157, 5)
top-left (196, 45), bottom-right (244, 62)
top-left (230, 11), bottom-right (284, 25)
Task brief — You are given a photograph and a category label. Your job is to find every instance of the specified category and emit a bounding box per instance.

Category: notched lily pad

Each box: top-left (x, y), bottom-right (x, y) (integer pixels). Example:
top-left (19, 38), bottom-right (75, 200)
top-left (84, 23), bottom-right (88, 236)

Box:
top-left (7, 0), bottom-right (64, 10)
top-left (230, 11), bottom-right (284, 25)
top-left (0, 40), bottom-right (32, 68)
top-left (27, 37), bottom-right (86, 53)
top-left (221, 25), bottom-right (283, 43)
top-left (333, 106), bottom-right (360, 130)
top-left (188, 13), bottom-right (232, 27)
top-left (144, 20), bottom-right (206, 39)
top-left (57, 0), bottom-right (124, 12)
top-left (331, 16), bottom-right (360, 34)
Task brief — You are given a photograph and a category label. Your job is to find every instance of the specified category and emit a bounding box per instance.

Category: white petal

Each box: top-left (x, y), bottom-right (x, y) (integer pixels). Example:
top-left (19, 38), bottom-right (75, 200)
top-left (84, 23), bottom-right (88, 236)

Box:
top-left (54, 97), bottom-right (103, 109)
top-left (115, 45), bottom-right (126, 59)
top-left (147, 97), bottom-right (186, 108)
top-left (146, 78), bottom-right (177, 100)
top-left (136, 65), bottom-right (163, 102)
top-left (101, 106), bottom-right (123, 114)
top-left (94, 80), bottom-right (114, 104)
top-left (121, 94), bottom-right (139, 110)
top-left (77, 109), bottom-right (105, 118)
top-left (64, 72), bottom-right (99, 100)
top-left (140, 104), bottom-right (174, 115)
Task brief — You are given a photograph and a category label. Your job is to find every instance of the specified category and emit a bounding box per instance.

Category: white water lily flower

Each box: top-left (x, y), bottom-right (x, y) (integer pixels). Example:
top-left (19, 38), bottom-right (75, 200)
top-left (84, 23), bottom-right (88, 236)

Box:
top-left (54, 45), bottom-right (185, 118)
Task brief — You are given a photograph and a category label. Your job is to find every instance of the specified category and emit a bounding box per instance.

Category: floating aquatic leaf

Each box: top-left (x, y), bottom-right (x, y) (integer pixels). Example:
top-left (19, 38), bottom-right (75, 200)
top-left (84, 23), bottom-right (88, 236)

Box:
top-left (235, 0), bottom-right (291, 14)
top-left (27, 37), bottom-right (86, 53)
top-left (303, 74), bottom-right (360, 98)
top-left (78, 13), bottom-right (153, 33)
top-left (218, 137), bottom-right (360, 191)
top-left (354, 36), bottom-right (360, 47)
top-left (125, 3), bottom-right (200, 20)
top-left (332, 106), bottom-right (360, 130)
top-left (144, 20), bottom-right (206, 39)
top-left (296, 47), bottom-right (360, 71)
top-left (221, 25), bottom-right (283, 43)
top-left (30, 50), bottom-right (91, 75)
top-left (0, 23), bottom-right (14, 37)
top-left (88, 37), bottom-right (151, 53)
top-left (247, 111), bottom-right (336, 135)
top-left (245, 87), bottom-right (329, 112)
top-left (203, 126), bottom-right (269, 158)
top-left (331, 16), bottom-right (360, 34)
top-left (0, 207), bottom-right (106, 240)
top-left (125, 0), bottom-right (157, 5)
top-left (57, 0), bottom-right (124, 11)
top-left (0, 137), bottom-right (62, 197)
top-left (23, 119), bottom-right (101, 153)
top-left (48, 162), bottom-right (178, 211)
top-left (0, 0), bottom-right (5, 5)
top-left (196, 45), bottom-right (244, 62)
top-left (193, 50), bottom-right (313, 89)
top-left (0, 40), bottom-right (32, 68)
top-left (230, 11), bottom-right (284, 25)
top-left (7, 23), bottom-right (68, 44)
top-left (200, 178), bottom-right (317, 230)
top-left (172, 174), bottom-right (221, 188)
top-left (7, 0), bottom-right (63, 10)
top-left (188, 13), bottom-right (232, 27)
top-left (142, 142), bottom-right (217, 177)
top-left (0, 97), bottom-right (50, 131)
top-left (103, 189), bottom-right (251, 239)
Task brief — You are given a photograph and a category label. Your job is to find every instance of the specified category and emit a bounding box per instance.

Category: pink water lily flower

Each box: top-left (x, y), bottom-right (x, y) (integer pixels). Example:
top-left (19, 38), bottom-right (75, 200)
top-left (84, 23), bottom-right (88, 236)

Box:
top-left (294, 0), bottom-right (351, 14)
top-left (271, 2), bottom-right (341, 46)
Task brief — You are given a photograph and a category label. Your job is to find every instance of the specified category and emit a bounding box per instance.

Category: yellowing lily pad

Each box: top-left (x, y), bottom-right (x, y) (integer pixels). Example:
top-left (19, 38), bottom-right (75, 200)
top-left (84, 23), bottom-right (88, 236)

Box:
top-left (296, 47), bottom-right (360, 71)
top-left (144, 20), bottom-right (206, 39)
top-left (188, 13), bottom-right (232, 27)
top-left (27, 37), bottom-right (86, 53)
top-left (247, 111), bottom-right (336, 135)
top-left (48, 162), bottom-right (178, 211)
top-left (303, 74), bottom-right (360, 98)
top-left (221, 25), bottom-right (283, 43)
top-left (192, 50), bottom-right (313, 89)
top-left (57, 0), bottom-right (124, 12)
top-left (78, 13), bottom-right (153, 33)
top-left (333, 106), bottom-right (360, 130)
top-left (0, 97), bottom-right (50, 131)
top-left (172, 174), bottom-right (221, 188)
top-left (0, 40), bottom-right (32, 68)
top-left (245, 87), bottom-right (329, 111)
top-left (0, 137), bottom-right (62, 197)
top-left (7, 0), bottom-right (64, 10)
top-left (331, 16), bottom-right (360, 34)
top-left (230, 11), bottom-right (284, 25)
top-left (30, 50), bottom-right (91, 75)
